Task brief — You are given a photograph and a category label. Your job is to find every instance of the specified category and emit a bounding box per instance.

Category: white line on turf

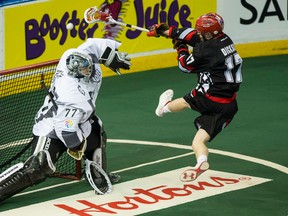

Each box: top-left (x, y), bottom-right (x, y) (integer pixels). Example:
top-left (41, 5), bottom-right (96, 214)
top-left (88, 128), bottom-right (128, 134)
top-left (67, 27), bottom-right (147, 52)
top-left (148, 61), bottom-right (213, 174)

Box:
top-left (15, 139), bottom-right (288, 197)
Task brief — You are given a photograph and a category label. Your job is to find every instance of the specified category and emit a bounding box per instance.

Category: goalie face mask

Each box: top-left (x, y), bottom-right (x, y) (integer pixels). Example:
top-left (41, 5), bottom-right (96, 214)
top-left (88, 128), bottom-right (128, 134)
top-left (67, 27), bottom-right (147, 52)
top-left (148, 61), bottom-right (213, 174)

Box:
top-left (66, 52), bottom-right (93, 81)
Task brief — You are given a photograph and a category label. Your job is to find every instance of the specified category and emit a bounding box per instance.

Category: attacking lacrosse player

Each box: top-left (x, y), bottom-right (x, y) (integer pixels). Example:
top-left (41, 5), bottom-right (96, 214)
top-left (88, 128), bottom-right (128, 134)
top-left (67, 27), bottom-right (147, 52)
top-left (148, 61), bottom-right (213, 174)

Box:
top-left (0, 38), bottom-right (131, 202)
top-left (147, 13), bottom-right (243, 181)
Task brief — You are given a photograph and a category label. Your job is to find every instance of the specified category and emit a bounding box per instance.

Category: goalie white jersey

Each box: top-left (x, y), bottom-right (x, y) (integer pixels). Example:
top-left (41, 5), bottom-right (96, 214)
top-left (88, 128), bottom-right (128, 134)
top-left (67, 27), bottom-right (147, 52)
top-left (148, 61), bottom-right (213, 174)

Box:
top-left (33, 38), bottom-right (121, 149)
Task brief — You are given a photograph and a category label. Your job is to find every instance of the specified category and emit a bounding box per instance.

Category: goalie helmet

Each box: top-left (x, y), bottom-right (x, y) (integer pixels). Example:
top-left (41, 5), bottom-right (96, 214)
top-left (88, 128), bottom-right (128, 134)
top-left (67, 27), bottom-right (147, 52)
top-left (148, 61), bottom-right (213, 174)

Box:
top-left (196, 12), bottom-right (224, 39)
top-left (66, 51), bottom-right (93, 81)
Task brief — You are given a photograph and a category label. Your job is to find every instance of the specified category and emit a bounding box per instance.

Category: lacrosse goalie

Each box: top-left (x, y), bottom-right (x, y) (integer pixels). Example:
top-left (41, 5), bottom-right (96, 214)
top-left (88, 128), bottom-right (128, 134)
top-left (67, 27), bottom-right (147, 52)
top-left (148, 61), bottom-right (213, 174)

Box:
top-left (0, 38), bottom-right (131, 202)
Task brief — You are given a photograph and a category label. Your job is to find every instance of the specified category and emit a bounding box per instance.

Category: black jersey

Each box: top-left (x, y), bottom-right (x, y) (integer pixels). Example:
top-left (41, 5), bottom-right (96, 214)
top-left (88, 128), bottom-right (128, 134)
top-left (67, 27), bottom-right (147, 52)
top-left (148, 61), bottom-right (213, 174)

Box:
top-left (171, 28), bottom-right (243, 100)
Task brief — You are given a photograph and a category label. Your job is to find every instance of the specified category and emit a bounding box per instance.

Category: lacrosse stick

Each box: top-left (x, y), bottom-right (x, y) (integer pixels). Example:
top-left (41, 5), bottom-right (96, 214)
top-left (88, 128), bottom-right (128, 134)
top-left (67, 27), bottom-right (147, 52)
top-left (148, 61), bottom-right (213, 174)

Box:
top-left (40, 77), bottom-right (112, 195)
top-left (84, 156), bottom-right (112, 195)
top-left (84, 6), bottom-right (149, 32)
top-left (66, 138), bottom-right (112, 195)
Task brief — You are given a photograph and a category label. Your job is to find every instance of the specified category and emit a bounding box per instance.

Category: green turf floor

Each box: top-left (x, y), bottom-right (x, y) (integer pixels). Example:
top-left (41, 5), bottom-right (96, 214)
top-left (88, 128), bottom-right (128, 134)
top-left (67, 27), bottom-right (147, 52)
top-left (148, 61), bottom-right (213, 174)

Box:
top-left (0, 54), bottom-right (287, 215)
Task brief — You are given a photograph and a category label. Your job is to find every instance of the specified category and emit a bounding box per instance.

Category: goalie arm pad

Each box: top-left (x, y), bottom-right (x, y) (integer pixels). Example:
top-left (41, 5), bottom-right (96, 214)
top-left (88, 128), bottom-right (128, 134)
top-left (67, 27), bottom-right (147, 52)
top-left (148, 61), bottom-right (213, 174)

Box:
top-left (99, 47), bottom-right (131, 75)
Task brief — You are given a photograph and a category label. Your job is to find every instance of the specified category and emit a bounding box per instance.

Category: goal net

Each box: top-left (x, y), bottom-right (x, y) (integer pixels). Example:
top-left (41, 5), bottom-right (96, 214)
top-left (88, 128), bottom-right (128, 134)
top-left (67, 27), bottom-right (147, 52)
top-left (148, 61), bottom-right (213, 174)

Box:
top-left (0, 60), bottom-right (82, 180)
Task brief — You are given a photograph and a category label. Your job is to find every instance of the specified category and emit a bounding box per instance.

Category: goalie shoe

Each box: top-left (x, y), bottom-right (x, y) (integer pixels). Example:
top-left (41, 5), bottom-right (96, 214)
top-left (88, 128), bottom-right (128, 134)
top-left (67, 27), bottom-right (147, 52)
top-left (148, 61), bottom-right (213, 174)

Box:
top-left (108, 172), bottom-right (121, 183)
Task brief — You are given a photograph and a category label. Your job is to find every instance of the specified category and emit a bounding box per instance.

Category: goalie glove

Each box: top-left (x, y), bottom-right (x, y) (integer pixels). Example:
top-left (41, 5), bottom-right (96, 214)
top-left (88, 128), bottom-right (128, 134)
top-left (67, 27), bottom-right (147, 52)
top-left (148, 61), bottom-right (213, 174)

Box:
top-left (67, 136), bottom-right (87, 160)
top-left (147, 23), bottom-right (170, 38)
top-left (99, 47), bottom-right (131, 75)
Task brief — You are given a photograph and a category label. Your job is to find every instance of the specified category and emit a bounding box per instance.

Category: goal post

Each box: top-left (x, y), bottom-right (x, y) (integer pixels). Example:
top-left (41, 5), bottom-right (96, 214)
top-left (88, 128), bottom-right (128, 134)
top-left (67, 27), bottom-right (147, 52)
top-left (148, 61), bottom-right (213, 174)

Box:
top-left (0, 60), bottom-right (82, 180)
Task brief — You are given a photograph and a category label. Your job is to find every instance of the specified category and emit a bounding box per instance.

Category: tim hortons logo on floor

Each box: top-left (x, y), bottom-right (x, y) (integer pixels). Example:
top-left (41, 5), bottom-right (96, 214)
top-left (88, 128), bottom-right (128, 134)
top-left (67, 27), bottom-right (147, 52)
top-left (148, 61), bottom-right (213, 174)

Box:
top-left (54, 168), bottom-right (272, 216)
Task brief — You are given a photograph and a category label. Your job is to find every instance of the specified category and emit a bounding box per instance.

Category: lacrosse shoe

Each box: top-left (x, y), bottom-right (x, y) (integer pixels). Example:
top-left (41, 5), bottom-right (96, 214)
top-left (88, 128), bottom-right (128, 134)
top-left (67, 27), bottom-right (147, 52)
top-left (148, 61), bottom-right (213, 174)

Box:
top-left (155, 89), bottom-right (174, 117)
top-left (108, 172), bottom-right (121, 184)
top-left (179, 161), bottom-right (209, 182)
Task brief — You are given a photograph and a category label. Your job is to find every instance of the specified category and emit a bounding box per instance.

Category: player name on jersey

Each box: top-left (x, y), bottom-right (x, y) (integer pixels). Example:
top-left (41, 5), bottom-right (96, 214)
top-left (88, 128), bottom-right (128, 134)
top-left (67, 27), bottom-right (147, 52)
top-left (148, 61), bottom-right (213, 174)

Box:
top-left (221, 44), bottom-right (236, 56)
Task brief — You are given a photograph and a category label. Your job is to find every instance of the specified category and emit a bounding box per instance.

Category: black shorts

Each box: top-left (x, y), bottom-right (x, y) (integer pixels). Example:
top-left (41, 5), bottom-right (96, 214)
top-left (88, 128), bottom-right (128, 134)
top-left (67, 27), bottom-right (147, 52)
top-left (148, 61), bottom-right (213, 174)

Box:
top-left (183, 91), bottom-right (238, 141)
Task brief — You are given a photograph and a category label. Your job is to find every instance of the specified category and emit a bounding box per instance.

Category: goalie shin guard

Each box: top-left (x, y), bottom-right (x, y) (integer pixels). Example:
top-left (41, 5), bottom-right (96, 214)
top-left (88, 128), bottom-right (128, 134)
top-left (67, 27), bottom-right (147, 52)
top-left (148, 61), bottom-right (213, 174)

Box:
top-left (0, 150), bottom-right (55, 202)
top-left (93, 130), bottom-right (107, 171)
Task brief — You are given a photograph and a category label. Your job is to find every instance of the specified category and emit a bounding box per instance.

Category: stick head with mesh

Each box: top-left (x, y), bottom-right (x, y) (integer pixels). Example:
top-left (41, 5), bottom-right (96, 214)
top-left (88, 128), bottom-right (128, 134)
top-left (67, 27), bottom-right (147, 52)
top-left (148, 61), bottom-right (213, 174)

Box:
top-left (85, 159), bottom-right (112, 195)
top-left (84, 6), bottom-right (110, 24)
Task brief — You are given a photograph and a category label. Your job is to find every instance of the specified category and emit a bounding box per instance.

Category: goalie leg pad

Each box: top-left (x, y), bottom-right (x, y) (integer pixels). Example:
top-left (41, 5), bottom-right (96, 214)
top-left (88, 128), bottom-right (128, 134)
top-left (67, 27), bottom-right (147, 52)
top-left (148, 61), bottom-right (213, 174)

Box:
top-left (96, 117), bottom-right (107, 171)
top-left (86, 116), bottom-right (108, 171)
top-left (91, 117), bottom-right (120, 184)
top-left (0, 150), bottom-right (56, 202)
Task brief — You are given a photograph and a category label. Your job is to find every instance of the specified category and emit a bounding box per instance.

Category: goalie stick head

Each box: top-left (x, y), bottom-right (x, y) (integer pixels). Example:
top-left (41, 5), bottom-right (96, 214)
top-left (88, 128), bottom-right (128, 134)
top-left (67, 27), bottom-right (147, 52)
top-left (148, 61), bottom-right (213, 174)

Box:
top-left (85, 158), bottom-right (112, 195)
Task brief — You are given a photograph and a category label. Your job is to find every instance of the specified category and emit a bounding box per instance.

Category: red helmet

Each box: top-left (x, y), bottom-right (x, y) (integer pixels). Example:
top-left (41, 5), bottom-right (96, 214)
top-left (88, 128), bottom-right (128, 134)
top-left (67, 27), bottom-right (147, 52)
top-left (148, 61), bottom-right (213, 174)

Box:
top-left (196, 12), bottom-right (224, 38)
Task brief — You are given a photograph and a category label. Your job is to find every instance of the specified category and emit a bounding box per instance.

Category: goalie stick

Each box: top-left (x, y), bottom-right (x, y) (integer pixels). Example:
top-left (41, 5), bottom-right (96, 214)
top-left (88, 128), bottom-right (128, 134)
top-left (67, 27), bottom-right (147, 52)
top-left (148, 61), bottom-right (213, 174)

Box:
top-left (40, 76), bottom-right (113, 195)
top-left (84, 6), bottom-right (149, 32)
top-left (84, 155), bottom-right (112, 195)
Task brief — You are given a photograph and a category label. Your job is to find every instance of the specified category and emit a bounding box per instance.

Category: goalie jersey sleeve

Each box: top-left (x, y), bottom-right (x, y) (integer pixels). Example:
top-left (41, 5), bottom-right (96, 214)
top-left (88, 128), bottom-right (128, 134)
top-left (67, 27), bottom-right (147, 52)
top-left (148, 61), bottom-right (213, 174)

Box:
top-left (33, 52), bottom-right (102, 149)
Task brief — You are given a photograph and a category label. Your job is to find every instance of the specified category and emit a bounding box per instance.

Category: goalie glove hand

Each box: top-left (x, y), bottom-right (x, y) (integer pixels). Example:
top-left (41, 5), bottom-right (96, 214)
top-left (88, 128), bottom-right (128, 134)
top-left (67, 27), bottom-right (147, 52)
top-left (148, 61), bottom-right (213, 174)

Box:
top-left (67, 136), bottom-right (87, 160)
top-left (147, 23), bottom-right (169, 38)
top-left (99, 47), bottom-right (131, 75)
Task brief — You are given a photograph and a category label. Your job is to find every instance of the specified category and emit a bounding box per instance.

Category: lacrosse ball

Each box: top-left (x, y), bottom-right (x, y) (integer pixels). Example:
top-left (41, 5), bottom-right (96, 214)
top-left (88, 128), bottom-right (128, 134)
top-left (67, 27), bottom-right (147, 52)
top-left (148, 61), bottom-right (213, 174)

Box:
top-left (66, 23), bottom-right (74, 30)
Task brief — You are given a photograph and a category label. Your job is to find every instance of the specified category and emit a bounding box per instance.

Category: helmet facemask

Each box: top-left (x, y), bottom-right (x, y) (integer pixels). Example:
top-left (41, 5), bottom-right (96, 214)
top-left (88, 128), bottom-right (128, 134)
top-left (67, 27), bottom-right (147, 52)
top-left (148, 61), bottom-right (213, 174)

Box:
top-left (66, 52), bottom-right (93, 82)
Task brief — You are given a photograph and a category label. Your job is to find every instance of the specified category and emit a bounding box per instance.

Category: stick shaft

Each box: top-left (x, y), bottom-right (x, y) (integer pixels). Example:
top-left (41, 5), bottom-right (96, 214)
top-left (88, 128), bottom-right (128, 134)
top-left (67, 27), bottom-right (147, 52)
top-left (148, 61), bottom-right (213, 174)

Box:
top-left (84, 7), bottom-right (149, 32)
top-left (110, 19), bottom-right (149, 32)
top-left (40, 79), bottom-right (57, 109)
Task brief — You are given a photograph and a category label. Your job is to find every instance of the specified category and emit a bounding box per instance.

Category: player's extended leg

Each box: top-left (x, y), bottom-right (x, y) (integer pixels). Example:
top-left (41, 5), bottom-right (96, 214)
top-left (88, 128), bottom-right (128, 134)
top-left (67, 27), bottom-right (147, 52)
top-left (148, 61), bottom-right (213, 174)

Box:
top-left (0, 150), bottom-right (56, 202)
top-left (179, 128), bottom-right (210, 182)
top-left (155, 89), bottom-right (190, 117)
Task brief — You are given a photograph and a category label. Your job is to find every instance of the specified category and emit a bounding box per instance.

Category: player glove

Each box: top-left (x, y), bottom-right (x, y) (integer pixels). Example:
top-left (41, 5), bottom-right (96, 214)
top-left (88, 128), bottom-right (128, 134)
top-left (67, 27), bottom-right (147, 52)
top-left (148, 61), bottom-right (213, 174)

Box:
top-left (147, 23), bottom-right (169, 37)
top-left (172, 39), bottom-right (182, 49)
top-left (100, 12), bottom-right (110, 22)
top-left (99, 47), bottom-right (131, 75)
top-left (173, 40), bottom-right (189, 54)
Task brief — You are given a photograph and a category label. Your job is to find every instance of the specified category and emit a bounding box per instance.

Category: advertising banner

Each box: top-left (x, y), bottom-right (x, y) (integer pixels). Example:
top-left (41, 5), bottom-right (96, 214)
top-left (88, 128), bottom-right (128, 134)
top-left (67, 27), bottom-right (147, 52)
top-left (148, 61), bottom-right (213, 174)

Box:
top-left (217, 0), bottom-right (288, 59)
top-left (3, 0), bottom-right (216, 70)
top-left (218, 0), bottom-right (288, 43)
top-left (2, 0), bottom-right (287, 72)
